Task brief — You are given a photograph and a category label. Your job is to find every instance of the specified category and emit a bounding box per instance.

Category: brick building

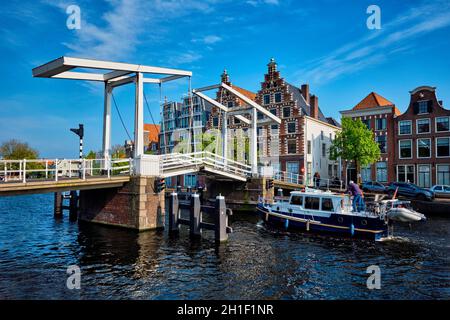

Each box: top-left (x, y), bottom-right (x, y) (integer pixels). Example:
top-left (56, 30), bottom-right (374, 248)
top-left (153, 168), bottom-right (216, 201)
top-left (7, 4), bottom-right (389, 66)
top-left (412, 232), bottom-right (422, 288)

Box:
top-left (394, 86), bottom-right (450, 187)
top-left (208, 58), bottom-right (341, 183)
top-left (340, 92), bottom-right (400, 184)
top-left (143, 124), bottom-right (160, 154)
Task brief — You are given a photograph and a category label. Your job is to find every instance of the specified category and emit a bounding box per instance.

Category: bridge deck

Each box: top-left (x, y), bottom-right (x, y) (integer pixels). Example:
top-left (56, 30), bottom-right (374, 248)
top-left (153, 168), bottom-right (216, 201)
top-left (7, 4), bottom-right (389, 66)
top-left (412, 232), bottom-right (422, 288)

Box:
top-left (0, 176), bottom-right (131, 196)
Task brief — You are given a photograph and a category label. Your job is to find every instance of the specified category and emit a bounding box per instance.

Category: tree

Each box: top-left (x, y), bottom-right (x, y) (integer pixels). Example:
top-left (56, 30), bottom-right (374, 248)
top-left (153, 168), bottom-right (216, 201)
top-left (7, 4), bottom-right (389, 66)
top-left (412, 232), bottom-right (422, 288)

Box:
top-left (329, 118), bottom-right (380, 183)
top-left (111, 144), bottom-right (126, 158)
top-left (0, 139), bottom-right (39, 159)
top-left (85, 150), bottom-right (98, 159)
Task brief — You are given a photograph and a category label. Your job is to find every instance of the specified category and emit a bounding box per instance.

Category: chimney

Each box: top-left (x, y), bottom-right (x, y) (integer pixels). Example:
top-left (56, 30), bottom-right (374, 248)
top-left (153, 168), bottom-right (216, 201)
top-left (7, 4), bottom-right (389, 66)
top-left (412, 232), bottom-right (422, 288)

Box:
top-left (221, 69), bottom-right (230, 84)
top-left (301, 84), bottom-right (310, 104)
top-left (267, 57), bottom-right (277, 74)
top-left (310, 95), bottom-right (319, 119)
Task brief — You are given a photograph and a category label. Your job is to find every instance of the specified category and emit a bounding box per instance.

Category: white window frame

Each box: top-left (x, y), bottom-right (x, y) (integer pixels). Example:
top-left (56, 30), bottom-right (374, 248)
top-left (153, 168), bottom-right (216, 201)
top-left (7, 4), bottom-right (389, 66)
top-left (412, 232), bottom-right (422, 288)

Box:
top-left (417, 138), bottom-right (432, 159)
top-left (436, 137), bottom-right (450, 158)
top-left (435, 116), bottom-right (450, 133)
top-left (416, 118), bottom-right (431, 134)
top-left (417, 164), bottom-right (431, 188)
top-left (436, 164), bottom-right (450, 185)
top-left (397, 164), bottom-right (415, 184)
top-left (375, 118), bottom-right (387, 131)
top-left (398, 120), bottom-right (412, 135)
top-left (376, 135), bottom-right (387, 154)
top-left (376, 161), bottom-right (388, 183)
top-left (417, 100), bottom-right (429, 115)
top-left (274, 92), bottom-right (282, 103)
top-left (399, 139), bottom-right (413, 159)
top-left (287, 121), bottom-right (296, 134)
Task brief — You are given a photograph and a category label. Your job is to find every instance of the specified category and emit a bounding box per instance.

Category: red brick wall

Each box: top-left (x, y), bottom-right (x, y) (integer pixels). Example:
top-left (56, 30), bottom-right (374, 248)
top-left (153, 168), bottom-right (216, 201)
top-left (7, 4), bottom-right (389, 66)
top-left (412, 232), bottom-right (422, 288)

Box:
top-left (394, 87), bottom-right (450, 186)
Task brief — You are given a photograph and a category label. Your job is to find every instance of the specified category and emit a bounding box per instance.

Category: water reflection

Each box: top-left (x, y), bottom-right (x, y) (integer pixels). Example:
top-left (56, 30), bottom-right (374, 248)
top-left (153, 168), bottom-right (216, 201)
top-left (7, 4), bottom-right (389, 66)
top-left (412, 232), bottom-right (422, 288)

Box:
top-left (0, 194), bottom-right (449, 300)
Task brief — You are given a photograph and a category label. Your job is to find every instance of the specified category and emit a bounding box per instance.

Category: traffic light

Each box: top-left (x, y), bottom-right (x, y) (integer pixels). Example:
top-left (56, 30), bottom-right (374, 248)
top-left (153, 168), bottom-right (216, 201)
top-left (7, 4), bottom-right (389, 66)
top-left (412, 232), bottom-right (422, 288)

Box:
top-left (266, 179), bottom-right (274, 190)
top-left (155, 178), bottom-right (166, 193)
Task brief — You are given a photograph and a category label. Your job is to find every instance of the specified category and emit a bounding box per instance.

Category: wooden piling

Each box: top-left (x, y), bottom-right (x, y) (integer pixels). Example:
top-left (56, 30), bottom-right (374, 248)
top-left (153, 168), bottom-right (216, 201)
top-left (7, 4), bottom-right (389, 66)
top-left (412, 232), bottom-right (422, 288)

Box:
top-left (54, 192), bottom-right (63, 217)
top-left (190, 193), bottom-right (201, 238)
top-left (168, 192), bottom-right (179, 234)
top-left (69, 190), bottom-right (78, 221)
top-left (214, 195), bottom-right (229, 242)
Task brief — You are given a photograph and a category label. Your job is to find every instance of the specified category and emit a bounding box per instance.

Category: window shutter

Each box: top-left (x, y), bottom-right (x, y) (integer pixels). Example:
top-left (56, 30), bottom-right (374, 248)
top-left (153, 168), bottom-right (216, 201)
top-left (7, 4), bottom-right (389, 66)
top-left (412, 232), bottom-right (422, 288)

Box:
top-left (413, 102), bottom-right (419, 114)
top-left (427, 100), bottom-right (433, 113)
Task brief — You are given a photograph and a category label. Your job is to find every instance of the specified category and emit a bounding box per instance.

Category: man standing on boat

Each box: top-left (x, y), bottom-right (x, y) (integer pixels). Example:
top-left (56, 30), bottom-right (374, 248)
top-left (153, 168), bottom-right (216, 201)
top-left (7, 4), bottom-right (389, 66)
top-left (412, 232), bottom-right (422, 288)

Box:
top-left (348, 181), bottom-right (365, 212)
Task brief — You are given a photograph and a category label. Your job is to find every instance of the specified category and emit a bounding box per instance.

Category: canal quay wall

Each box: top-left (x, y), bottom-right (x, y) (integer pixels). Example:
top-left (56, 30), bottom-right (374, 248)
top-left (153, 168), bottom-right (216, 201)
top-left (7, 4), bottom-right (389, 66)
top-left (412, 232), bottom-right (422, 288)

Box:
top-left (203, 177), bottom-right (274, 211)
top-left (78, 176), bottom-right (165, 231)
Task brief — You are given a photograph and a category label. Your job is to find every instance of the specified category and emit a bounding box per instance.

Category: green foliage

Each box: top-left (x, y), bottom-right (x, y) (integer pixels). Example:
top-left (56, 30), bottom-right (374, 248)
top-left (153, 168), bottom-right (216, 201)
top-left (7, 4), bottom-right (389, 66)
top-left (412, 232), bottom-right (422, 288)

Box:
top-left (329, 117), bottom-right (380, 168)
top-left (0, 139), bottom-right (39, 160)
top-left (85, 150), bottom-right (98, 159)
top-left (111, 144), bottom-right (126, 159)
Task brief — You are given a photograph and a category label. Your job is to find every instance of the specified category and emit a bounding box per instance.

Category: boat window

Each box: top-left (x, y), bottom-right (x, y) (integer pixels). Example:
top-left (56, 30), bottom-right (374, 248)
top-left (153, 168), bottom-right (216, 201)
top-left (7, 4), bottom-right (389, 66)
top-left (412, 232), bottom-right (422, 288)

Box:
top-left (304, 197), bottom-right (320, 210)
top-left (290, 196), bottom-right (303, 205)
top-left (434, 186), bottom-right (443, 191)
top-left (321, 198), bottom-right (334, 212)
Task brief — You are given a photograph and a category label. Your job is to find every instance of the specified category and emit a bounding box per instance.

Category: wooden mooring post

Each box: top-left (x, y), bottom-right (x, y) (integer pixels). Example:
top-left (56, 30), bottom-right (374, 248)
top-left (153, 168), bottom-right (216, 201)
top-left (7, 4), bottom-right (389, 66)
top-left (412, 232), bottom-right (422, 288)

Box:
top-left (54, 190), bottom-right (78, 220)
top-left (168, 192), bottom-right (233, 242)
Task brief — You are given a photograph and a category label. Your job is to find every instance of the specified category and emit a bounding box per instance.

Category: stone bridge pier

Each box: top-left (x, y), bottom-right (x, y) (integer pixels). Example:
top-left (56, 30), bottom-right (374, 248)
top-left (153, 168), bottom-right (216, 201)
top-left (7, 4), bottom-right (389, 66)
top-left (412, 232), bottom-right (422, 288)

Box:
top-left (79, 176), bottom-right (165, 230)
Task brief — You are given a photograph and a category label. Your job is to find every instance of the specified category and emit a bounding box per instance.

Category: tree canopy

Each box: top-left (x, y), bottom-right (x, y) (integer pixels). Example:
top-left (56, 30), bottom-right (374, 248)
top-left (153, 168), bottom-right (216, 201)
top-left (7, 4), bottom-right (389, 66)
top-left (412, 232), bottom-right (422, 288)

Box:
top-left (0, 139), bottom-right (39, 160)
top-left (329, 117), bottom-right (380, 169)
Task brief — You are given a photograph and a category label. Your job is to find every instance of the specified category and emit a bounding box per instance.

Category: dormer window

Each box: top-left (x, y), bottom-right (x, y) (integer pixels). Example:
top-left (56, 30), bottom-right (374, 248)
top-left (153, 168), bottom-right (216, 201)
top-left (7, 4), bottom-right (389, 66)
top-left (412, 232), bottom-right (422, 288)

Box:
top-left (418, 100), bottom-right (429, 114)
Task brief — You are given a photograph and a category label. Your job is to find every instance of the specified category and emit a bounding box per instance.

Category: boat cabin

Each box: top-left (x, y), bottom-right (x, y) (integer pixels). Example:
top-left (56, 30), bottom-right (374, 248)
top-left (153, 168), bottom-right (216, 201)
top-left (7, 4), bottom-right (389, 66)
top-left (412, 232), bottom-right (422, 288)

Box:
top-left (280, 190), bottom-right (351, 215)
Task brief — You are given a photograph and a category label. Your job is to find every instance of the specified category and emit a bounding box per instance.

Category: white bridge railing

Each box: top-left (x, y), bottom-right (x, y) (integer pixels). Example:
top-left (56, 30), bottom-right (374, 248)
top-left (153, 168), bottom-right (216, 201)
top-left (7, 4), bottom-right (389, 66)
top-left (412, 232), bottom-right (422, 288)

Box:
top-left (160, 151), bottom-right (252, 178)
top-left (0, 158), bottom-right (132, 184)
top-left (272, 170), bottom-right (345, 191)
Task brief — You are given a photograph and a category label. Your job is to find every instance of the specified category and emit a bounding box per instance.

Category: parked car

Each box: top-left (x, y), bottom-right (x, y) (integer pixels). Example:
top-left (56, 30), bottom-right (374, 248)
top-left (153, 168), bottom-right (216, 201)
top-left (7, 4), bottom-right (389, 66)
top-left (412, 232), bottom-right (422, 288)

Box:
top-left (429, 185), bottom-right (450, 198)
top-left (362, 181), bottom-right (387, 193)
top-left (386, 182), bottom-right (435, 201)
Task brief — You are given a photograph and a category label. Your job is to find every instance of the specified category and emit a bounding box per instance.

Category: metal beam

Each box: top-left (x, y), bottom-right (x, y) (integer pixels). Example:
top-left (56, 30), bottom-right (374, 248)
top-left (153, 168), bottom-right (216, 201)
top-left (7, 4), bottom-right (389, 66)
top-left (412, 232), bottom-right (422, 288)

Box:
top-left (193, 84), bottom-right (221, 92)
top-left (51, 71), bottom-right (105, 81)
top-left (32, 57), bottom-right (73, 77)
top-left (160, 75), bottom-right (187, 83)
top-left (109, 75), bottom-right (136, 88)
top-left (221, 83), bottom-right (281, 124)
top-left (193, 91), bottom-right (229, 113)
top-left (104, 70), bottom-right (133, 81)
top-left (33, 56), bottom-right (192, 79)
top-left (142, 78), bottom-right (162, 84)
top-left (234, 115), bottom-right (251, 125)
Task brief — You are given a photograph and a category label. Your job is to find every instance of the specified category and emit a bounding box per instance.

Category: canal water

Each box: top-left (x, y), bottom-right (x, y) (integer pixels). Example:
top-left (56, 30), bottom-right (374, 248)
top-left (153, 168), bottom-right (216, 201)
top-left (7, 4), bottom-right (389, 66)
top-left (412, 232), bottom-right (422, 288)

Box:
top-left (0, 193), bottom-right (449, 300)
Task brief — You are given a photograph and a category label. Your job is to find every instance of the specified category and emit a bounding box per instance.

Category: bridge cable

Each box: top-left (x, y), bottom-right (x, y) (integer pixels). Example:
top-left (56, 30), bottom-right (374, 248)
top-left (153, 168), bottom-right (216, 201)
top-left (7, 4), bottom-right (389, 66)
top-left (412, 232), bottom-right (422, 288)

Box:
top-left (143, 92), bottom-right (157, 126)
top-left (111, 92), bottom-right (132, 141)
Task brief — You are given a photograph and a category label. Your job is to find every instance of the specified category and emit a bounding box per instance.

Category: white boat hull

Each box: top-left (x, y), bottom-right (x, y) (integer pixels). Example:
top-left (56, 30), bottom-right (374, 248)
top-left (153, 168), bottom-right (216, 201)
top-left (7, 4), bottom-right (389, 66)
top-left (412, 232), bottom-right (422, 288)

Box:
top-left (387, 208), bottom-right (426, 222)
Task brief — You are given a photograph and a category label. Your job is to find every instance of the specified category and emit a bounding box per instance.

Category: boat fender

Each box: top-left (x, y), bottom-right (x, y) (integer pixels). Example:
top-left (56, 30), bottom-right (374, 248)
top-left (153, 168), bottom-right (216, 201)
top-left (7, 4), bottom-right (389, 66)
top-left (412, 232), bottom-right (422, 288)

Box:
top-left (285, 218), bottom-right (289, 229)
top-left (350, 223), bottom-right (355, 236)
top-left (265, 212), bottom-right (269, 222)
top-left (306, 220), bottom-right (310, 231)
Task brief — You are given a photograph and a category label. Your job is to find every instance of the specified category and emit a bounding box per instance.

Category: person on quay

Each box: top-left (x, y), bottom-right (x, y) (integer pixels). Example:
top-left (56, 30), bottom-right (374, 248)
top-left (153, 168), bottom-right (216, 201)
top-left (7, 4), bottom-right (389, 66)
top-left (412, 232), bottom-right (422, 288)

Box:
top-left (314, 172), bottom-right (321, 189)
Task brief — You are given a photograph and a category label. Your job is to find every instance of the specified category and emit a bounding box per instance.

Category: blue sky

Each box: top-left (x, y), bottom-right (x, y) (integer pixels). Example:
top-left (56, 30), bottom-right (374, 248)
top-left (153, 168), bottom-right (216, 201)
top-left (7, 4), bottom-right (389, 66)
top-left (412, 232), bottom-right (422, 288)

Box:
top-left (1, 0), bottom-right (450, 158)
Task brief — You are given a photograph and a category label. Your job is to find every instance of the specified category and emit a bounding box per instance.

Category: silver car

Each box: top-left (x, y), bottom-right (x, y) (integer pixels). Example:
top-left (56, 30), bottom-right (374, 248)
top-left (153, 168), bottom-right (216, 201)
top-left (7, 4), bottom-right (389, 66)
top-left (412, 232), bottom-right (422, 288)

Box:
top-left (429, 185), bottom-right (450, 198)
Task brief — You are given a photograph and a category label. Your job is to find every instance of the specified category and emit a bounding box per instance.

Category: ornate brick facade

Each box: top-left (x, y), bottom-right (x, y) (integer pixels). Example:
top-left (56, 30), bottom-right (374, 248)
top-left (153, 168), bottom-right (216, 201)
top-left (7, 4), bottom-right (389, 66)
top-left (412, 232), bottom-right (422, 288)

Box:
top-left (394, 86), bottom-right (450, 187)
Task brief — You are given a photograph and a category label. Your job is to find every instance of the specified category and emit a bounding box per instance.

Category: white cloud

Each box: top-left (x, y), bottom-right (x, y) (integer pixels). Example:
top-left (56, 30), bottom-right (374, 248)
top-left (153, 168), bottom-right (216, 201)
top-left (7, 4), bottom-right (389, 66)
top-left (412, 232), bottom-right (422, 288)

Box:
top-left (167, 51), bottom-right (202, 65)
top-left (192, 35), bottom-right (222, 44)
top-left (294, 1), bottom-right (450, 84)
top-left (44, 0), bottom-right (219, 61)
top-left (246, 0), bottom-right (279, 7)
